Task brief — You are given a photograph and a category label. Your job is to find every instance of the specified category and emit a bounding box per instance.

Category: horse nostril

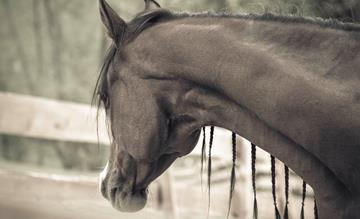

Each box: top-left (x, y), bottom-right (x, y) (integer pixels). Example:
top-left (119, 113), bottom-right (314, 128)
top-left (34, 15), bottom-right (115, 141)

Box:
top-left (140, 188), bottom-right (149, 197)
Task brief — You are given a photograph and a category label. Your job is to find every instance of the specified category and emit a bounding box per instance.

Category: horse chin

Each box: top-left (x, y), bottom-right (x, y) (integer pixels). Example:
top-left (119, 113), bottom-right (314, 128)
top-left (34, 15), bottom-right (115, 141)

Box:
top-left (111, 188), bottom-right (148, 212)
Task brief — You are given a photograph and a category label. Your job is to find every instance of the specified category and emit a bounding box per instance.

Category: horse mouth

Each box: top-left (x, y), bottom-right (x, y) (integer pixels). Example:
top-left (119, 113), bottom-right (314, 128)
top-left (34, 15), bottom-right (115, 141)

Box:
top-left (108, 186), bottom-right (148, 212)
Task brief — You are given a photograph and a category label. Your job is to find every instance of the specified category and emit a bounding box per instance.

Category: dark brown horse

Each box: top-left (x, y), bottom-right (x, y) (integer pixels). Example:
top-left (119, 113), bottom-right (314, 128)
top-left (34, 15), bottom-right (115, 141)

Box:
top-left (96, 0), bottom-right (360, 218)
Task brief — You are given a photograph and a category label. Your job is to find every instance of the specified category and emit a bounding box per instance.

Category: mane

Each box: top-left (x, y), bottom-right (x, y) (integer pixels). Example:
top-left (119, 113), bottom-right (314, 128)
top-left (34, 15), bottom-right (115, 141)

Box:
top-left (127, 9), bottom-right (174, 38)
top-left (92, 44), bottom-right (116, 111)
top-left (127, 9), bottom-right (360, 40)
top-left (174, 11), bottom-right (360, 32)
top-left (130, 9), bottom-right (360, 37)
top-left (128, 9), bottom-right (360, 44)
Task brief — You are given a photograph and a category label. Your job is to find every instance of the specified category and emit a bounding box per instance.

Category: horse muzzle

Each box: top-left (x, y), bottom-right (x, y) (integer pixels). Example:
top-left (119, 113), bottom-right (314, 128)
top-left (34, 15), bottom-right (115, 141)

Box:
top-left (98, 151), bottom-right (179, 212)
top-left (108, 187), bottom-right (148, 212)
top-left (99, 161), bottom-right (148, 212)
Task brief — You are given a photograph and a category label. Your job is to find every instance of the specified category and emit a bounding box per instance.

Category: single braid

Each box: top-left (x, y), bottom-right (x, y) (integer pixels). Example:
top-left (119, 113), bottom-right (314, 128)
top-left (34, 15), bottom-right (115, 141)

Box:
top-left (227, 132), bottom-right (237, 218)
top-left (300, 181), bottom-right (307, 219)
top-left (207, 126), bottom-right (215, 213)
top-left (270, 155), bottom-right (281, 219)
top-left (314, 197), bottom-right (319, 219)
top-left (201, 126), bottom-right (206, 185)
top-left (251, 143), bottom-right (258, 219)
top-left (284, 165), bottom-right (290, 219)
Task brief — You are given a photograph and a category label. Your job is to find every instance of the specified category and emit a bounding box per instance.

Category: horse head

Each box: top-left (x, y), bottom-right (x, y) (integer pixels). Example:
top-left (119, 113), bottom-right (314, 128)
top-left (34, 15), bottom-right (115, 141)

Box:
top-left (96, 0), bottom-right (360, 217)
top-left (97, 0), bottom-right (202, 212)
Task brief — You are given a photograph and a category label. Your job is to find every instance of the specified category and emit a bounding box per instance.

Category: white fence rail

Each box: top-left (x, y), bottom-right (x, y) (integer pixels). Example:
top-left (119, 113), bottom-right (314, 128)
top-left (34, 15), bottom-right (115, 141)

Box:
top-left (0, 92), bottom-right (108, 144)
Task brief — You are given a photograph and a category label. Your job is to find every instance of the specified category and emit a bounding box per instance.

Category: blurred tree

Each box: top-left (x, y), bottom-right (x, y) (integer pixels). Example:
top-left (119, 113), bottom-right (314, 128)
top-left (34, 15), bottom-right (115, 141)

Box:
top-left (43, 0), bottom-right (66, 99)
top-left (2, 0), bottom-right (33, 92)
top-left (206, 0), bottom-right (228, 11)
top-left (33, 0), bottom-right (44, 79)
top-left (308, 0), bottom-right (360, 22)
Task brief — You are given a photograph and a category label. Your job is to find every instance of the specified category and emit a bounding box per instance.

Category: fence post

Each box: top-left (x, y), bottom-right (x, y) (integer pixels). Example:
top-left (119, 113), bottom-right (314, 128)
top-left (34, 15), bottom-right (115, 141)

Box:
top-left (157, 167), bottom-right (179, 219)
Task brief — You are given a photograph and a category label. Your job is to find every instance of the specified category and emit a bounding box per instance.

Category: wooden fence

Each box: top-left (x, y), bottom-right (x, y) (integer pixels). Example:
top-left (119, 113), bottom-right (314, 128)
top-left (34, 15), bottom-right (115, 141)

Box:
top-left (0, 92), bottom-right (315, 219)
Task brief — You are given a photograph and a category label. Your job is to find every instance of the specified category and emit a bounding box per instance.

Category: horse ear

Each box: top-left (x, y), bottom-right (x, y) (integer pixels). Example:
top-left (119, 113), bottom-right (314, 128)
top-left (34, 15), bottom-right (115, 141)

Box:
top-left (144, 0), bottom-right (161, 10)
top-left (99, 0), bottom-right (126, 46)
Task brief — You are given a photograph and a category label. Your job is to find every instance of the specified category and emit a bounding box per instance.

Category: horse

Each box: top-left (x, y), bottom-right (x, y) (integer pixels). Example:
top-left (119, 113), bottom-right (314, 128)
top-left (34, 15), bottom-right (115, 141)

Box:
top-left (95, 0), bottom-right (360, 218)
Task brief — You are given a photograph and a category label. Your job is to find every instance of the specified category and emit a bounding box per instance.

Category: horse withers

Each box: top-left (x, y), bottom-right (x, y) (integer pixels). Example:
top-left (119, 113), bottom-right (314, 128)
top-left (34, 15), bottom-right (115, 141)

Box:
top-left (95, 0), bottom-right (360, 218)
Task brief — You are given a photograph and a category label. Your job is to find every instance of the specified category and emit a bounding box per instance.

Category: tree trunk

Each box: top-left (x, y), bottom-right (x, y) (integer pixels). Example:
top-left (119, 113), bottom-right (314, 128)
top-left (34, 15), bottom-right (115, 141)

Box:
top-left (2, 0), bottom-right (33, 92)
top-left (43, 0), bottom-right (65, 99)
top-left (32, 0), bottom-right (44, 81)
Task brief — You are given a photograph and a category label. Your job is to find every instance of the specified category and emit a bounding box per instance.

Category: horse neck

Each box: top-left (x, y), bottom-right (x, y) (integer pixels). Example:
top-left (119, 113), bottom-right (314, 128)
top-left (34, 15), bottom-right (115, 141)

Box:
top-left (137, 16), bottom-right (360, 149)
top-left (144, 15), bottom-right (360, 80)
top-left (128, 16), bottom-right (359, 205)
top-left (175, 82), bottom-right (350, 212)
